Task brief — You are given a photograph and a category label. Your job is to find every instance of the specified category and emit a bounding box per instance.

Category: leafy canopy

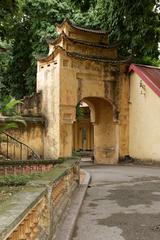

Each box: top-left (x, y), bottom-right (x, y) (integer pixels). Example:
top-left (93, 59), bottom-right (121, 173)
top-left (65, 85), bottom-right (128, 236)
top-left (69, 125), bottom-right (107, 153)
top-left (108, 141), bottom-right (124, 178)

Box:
top-left (2, 0), bottom-right (73, 98)
top-left (95, 0), bottom-right (160, 60)
top-left (0, 0), bottom-right (159, 99)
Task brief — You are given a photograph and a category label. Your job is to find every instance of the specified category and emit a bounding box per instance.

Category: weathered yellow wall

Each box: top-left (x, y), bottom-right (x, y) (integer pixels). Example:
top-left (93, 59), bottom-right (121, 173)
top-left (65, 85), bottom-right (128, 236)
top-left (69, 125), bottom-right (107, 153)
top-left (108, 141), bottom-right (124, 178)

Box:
top-left (7, 123), bottom-right (44, 159)
top-left (91, 98), bottom-right (118, 164)
top-left (129, 73), bottom-right (160, 161)
top-left (65, 43), bottom-right (117, 59)
top-left (118, 72), bottom-right (129, 158)
top-left (37, 55), bottom-right (60, 159)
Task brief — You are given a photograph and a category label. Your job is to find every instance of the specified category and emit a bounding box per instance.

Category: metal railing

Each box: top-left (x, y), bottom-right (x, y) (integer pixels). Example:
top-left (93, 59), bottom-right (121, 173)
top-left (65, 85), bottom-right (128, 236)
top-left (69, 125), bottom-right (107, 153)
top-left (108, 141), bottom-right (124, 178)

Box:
top-left (0, 131), bottom-right (41, 161)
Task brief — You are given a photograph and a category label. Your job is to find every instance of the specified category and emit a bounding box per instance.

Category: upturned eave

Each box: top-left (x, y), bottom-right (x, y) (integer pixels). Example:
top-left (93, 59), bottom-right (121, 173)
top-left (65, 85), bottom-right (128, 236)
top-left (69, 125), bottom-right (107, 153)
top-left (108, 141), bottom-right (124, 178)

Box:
top-left (47, 32), bottom-right (119, 50)
top-left (56, 19), bottom-right (106, 35)
top-left (38, 45), bottom-right (131, 64)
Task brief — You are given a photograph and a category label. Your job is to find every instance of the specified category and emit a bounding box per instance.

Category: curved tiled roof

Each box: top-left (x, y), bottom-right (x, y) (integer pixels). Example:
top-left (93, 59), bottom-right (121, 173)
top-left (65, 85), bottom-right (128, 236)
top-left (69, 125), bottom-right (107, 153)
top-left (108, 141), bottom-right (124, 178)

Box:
top-left (57, 19), bottom-right (106, 35)
top-left (38, 46), bottom-right (130, 64)
top-left (47, 32), bottom-right (119, 49)
top-left (67, 51), bottom-right (130, 64)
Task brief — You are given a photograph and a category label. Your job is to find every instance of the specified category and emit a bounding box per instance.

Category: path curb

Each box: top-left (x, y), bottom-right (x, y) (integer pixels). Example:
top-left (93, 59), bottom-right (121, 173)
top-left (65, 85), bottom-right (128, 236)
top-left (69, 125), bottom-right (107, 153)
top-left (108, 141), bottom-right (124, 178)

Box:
top-left (55, 169), bottom-right (91, 240)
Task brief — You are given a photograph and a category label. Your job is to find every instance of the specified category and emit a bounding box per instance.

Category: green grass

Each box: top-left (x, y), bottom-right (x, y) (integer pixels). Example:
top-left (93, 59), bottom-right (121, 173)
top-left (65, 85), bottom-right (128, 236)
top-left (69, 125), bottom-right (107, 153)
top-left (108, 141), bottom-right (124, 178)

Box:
top-left (0, 173), bottom-right (42, 186)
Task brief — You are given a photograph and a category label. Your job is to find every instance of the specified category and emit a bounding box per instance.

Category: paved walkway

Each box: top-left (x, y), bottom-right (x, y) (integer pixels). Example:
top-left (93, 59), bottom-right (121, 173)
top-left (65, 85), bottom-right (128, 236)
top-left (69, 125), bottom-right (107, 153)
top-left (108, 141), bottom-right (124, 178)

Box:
top-left (72, 165), bottom-right (160, 240)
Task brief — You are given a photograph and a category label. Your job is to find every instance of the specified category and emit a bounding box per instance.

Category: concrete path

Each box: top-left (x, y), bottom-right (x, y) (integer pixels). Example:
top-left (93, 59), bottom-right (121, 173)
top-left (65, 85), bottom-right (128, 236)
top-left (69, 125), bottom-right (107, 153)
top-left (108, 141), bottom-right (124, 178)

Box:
top-left (72, 165), bottom-right (160, 240)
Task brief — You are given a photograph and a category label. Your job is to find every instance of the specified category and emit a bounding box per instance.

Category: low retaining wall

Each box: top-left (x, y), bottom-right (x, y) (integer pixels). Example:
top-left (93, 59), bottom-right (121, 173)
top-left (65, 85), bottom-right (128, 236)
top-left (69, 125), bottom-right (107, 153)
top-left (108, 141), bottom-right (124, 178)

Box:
top-left (0, 160), bottom-right (61, 176)
top-left (0, 158), bottom-right (80, 240)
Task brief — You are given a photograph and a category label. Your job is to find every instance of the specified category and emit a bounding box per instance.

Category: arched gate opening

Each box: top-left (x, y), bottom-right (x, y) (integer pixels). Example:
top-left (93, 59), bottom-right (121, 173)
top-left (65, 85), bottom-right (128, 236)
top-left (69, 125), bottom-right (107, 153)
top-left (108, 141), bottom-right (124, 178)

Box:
top-left (73, 97), bottom-right (119, 164)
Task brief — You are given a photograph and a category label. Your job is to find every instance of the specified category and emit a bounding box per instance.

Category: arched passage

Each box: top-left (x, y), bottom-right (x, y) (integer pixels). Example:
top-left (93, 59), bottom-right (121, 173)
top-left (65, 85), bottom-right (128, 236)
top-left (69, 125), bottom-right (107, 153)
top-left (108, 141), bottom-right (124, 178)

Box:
top-left (73, 101), bottom-right (94, 153)
top-left (73, 97), bottom-right (119, 164)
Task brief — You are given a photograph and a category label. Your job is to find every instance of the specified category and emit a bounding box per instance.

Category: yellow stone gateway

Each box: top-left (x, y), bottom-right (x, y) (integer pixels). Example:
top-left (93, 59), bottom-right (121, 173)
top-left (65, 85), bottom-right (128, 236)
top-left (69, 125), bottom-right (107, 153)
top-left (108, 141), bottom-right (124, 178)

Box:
top-left (37, 19), bottom-right (130, 164)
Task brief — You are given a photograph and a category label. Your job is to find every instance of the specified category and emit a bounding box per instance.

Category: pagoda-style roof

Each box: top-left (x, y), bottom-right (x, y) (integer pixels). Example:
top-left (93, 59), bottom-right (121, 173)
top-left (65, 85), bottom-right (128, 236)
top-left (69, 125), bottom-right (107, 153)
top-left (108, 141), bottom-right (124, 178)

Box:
top-left (56, 19), bottom-right (108, 44)
top-left (38, 46), bottom-right (131, 64)
top-left (47, 32), bottom-right (119, 49)
top-left (38, 19), bottom-right (130, 65)
top-left (47, 30), bottom-right (119, 60)
top-left (57, 19), bottom-right (106, 35)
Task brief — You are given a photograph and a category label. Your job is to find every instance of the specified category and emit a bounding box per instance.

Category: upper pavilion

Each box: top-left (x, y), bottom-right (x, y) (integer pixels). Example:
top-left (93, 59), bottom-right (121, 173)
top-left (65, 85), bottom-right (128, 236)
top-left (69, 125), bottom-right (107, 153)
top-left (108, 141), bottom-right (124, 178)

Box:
top-left (38, 19), bottom-right (129, 64)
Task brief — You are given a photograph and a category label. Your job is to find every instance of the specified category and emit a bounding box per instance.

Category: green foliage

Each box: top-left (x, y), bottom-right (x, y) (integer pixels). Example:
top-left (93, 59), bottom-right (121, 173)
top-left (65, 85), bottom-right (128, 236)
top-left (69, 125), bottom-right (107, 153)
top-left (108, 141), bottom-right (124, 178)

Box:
top-left (0, 96), bottom-right (25, 132)
top-left (70, 0), bottom-right (97, 12)
top-left (0, 175), bottom-right (30, 186)
top-left (76, 103), bottom-right (85, 120)
top-left (6, 19), bottom-right (33, 98)
top-left (71, 0), bottom-right (160, 64)
top-left (0, 0), bottom-right (19, 40)
top-left (4, 0), bottom-right (74, 98)
top-left (0, 42), bottom-right (12, 97)
top-left (0, 0), bottom-right (159, 99)
top-left (135, 56), bottom-right (160, 67)
top-left (0, 96), bottom-right (21, 116)
top-left (0, 173), bottom-right (42, 186)
top-left (94, 0), bottom-right (160, 60)
top-left (0, 0), bottom-right (24, 98)
top-left (76, 102), bottom-right (90, 120)
top-left (0, 123), bottom-right (17, 134)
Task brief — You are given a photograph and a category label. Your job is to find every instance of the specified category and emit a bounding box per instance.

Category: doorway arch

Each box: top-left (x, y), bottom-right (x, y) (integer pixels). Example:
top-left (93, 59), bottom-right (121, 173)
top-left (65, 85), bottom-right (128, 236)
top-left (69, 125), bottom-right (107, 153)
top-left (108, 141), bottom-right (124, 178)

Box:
top-left (73, 97), bottom-right (119, 164)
